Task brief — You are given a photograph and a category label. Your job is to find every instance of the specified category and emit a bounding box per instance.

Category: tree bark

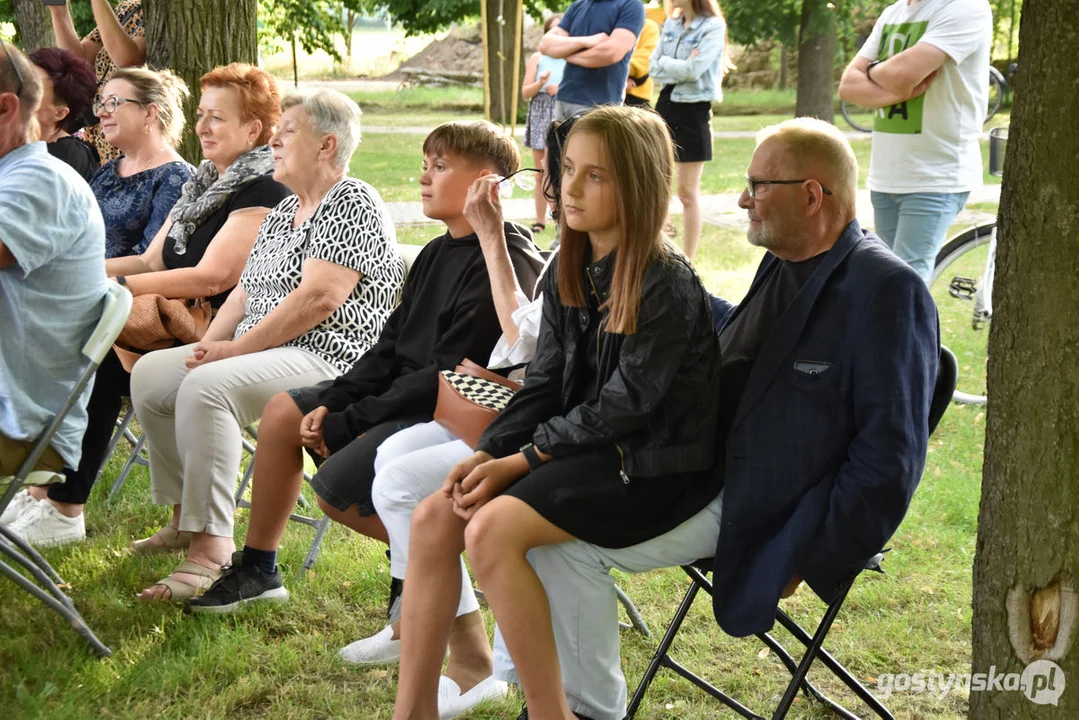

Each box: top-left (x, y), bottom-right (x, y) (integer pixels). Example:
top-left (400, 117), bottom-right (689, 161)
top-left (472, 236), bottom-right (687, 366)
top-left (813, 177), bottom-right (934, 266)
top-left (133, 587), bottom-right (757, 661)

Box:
top-left (970, 2), bottom-right (1079, 718)
top-left (144, 0), bottom-right (259, 165)
top-left (482, 0), bottom-right (524, 127)
top-left (12, 0), bottom-right (55, 52)
top-left (794, 0), bottom-right (836, 122)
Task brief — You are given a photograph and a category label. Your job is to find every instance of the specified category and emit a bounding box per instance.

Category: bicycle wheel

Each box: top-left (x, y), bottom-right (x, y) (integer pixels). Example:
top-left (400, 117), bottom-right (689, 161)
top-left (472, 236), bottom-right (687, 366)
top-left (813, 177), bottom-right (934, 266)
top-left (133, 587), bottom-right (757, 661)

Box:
top-left (986, 67), bottom-right (1004, 123)
top-left (929, 223), bottom-right (995, 405)
top-left (840, 100), bottom-right (874, 133)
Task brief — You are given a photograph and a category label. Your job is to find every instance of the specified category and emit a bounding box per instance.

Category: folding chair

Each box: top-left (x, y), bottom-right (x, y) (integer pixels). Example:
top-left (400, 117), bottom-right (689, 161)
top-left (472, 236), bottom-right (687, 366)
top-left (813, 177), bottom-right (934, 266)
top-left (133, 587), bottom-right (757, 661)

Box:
top-left (0, 282), bottom-right (132, 657)
top-left (106, 421), bottom-right (149, 502)
top-left (96, 402), bottom-right (138, 484)
top-left (625, 346), bottom-right (958, 720)
top-left (233, 425), bottom-right (331, 571)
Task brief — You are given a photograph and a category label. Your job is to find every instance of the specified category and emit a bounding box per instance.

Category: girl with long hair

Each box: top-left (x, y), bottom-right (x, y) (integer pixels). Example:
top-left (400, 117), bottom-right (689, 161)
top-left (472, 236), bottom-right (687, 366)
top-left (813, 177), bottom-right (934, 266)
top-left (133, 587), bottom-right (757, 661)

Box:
top-left (650, 0), bottom-right (734, 261)
top-left (391, 105), bottom-right (722, 720)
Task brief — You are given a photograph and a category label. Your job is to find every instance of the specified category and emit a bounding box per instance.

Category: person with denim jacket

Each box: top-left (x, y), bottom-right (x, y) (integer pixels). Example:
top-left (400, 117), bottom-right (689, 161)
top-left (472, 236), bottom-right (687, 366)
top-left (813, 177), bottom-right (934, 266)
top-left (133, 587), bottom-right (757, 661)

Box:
top-left (650, 0), bottom-right (732, 261)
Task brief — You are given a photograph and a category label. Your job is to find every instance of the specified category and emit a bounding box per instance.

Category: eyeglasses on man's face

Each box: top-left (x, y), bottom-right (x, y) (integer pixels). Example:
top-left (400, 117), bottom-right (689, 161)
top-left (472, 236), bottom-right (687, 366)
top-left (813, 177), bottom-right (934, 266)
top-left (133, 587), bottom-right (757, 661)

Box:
top-left (1, 42), bottom-right (24, 100)
top-left (92, 96), bottom-right (146, 117)
top-left (745, 175), bottom-right (834, 200)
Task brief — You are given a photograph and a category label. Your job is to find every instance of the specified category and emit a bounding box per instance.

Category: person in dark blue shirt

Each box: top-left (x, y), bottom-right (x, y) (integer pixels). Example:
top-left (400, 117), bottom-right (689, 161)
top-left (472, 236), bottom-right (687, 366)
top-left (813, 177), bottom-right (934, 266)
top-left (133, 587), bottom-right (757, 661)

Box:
top-left (538, 0), bottom-right (645, 121)
top-left (87, 66), bottom-right (194, 258)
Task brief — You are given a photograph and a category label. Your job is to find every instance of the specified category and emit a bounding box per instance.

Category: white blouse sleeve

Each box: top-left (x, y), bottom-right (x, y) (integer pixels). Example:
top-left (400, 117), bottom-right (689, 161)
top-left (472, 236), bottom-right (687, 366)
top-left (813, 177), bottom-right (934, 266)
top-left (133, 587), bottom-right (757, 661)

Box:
top-left (488, 292), bottom-right (545, 369)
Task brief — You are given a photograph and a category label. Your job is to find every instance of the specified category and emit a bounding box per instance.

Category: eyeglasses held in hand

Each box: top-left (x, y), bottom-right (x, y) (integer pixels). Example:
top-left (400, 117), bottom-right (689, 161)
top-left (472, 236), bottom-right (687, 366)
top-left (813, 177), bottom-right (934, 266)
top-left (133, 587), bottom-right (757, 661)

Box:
top-left (1, 42), bottom-right (24, 100)
top-left (92, 96), bottom-right (146, 117)
top-left (498, 167), bottom-right (542, 197)
top-left (745, 175), bottom-right (833, 200)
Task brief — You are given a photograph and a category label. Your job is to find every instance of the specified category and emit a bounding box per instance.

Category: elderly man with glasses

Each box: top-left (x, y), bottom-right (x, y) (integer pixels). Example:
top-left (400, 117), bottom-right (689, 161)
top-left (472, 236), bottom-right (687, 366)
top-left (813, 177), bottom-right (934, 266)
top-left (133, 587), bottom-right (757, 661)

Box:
top-left (494, 117), bottom-right (941, 720)
top-left (0, 43), bottom-right (107, 496)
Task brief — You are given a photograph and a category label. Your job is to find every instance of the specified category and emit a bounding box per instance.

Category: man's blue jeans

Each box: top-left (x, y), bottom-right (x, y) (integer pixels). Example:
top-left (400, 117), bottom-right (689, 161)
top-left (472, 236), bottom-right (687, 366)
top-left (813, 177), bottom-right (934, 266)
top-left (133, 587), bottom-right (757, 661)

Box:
top-left (871, 191), bottom-right (970, 281)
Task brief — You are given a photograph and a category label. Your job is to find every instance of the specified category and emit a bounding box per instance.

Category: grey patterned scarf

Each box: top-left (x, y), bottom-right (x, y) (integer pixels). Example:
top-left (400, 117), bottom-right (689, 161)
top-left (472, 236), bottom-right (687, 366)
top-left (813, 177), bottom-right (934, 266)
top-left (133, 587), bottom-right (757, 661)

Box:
top-left (166, 144), bottom-right (275, 255)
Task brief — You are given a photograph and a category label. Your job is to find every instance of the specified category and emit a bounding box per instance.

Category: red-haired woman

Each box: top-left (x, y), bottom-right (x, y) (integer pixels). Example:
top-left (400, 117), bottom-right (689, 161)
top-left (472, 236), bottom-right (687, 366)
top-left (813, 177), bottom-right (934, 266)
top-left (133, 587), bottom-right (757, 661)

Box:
top-left (5, 64), bottom-right (292, 551)
top-left (28, 48), bottom-right (99, 181)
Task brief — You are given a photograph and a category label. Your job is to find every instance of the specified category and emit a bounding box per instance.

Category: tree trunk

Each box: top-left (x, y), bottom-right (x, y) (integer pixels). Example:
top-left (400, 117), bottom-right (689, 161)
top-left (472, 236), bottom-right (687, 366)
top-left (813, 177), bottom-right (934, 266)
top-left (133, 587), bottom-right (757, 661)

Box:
top-left (970, 2), bottom-right (1079, 718)
top-left (144, 0), bottom-right (259, 165)
top-left (291, 32), bottom-right (299, 89)
top-left (775, 43), bottom-right (788, 91)
top-left (12, 0), bottom-right (55, 52)
top-left (481, 0), bottom-right (524, 127)
top-left (345, 10), bottom-right (356, 60)
top-left (794, 0), bottom-right (835, 121)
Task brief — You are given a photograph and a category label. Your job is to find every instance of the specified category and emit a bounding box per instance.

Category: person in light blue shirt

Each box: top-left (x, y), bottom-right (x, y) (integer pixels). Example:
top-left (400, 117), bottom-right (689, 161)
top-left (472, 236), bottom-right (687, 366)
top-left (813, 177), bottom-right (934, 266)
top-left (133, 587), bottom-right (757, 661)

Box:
top-left (651, 0), bottom-right (732, 261)
top-left (0, 42), bottom-right (107, 487)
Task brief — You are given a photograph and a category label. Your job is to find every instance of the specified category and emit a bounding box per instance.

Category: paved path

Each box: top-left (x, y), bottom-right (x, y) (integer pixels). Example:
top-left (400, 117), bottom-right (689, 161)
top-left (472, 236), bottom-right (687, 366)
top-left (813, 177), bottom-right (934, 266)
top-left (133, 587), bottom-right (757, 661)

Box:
top-left (385, 185), bottom-right (1001, 229)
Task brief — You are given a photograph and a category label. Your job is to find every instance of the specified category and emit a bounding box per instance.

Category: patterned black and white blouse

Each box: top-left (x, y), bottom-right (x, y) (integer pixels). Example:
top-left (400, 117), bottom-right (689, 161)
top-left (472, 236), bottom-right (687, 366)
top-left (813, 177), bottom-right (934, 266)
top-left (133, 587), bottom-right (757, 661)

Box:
top-left (235, 178), bottom-right (404, 373)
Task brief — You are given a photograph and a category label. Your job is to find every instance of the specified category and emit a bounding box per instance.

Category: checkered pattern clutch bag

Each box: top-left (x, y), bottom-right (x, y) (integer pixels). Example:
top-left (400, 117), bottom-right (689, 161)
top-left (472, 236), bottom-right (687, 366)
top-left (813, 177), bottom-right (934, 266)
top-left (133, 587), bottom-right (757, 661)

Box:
top-left (439, 371), bottom-right (518, 411)
top-left (433, 359), bottom-right (523, 449)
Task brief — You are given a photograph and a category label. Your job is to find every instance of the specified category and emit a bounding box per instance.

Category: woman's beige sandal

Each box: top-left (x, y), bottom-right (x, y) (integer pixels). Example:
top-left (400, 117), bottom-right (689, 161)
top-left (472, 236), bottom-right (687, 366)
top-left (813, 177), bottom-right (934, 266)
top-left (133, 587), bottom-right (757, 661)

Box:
top-left (130, 525), bottom-right (192, 554)
top-left (140, 561), bottom-right (223, 602)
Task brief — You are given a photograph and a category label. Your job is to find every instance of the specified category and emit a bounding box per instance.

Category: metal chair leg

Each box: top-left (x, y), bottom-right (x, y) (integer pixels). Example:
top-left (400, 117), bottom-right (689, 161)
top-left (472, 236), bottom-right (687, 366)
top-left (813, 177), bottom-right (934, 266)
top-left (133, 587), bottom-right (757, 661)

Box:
top-left (95, 405), bottom-right (135, 483)
top-left (0, 523), bottom-right (66, 587)
top-left (303, 516), bottom-right (332, 570)
top-left (626, 573), bottom-right (701, 718)
top-left (107, 433), bottom-right (148, 502)
top-left (615, 583), bottom-right (651, 637)
top-left (0, 552), bottom-right (110, 657)
top-left (773, 607), bottom-right (896, 720)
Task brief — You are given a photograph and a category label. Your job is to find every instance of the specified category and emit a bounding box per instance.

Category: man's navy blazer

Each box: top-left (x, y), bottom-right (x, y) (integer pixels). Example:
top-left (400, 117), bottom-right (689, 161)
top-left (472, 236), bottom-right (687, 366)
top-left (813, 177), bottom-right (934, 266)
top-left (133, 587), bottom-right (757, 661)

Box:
top-left (709, 220), bottom-right (939, 637)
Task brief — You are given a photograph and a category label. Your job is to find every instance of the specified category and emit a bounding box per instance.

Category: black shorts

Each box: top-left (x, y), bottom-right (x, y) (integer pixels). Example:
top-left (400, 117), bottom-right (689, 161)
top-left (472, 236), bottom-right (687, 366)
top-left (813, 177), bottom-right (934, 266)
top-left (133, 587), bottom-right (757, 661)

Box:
top-left (656, 86), bottom-right (713, 163)
top-left (288, 381), bottom-right (426, 516)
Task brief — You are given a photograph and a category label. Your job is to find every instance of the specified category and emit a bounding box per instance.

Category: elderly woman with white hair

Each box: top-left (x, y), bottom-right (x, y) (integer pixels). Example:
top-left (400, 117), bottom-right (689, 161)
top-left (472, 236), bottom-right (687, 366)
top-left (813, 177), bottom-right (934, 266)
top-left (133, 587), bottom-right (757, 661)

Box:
top-left (128, 89), bottom-right (406, 602)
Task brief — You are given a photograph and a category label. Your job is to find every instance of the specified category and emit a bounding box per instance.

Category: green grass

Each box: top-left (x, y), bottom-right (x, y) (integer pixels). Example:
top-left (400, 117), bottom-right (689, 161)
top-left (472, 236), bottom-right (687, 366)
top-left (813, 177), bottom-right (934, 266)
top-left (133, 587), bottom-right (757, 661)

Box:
top-left (2, 219), bottom-right (984, 719)
top-left (351, 130), bottom-right (999, 205)
top-left (348, 87), bottom-right (485, 117)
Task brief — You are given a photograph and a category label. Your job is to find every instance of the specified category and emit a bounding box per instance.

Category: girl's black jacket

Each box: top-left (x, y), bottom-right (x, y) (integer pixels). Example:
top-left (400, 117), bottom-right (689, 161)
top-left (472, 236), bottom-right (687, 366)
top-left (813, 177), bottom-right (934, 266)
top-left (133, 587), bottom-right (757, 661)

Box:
top-left (478, 248), bottom-right (722, 488)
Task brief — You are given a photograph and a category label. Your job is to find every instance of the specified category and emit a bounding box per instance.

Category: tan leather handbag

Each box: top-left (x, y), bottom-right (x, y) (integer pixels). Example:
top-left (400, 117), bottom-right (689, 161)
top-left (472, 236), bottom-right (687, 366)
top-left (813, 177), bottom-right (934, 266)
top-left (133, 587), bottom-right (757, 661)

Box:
top-left (113, 295), bottom-right (212, 372)
top-left (433, 359), bottom-right (522, 449)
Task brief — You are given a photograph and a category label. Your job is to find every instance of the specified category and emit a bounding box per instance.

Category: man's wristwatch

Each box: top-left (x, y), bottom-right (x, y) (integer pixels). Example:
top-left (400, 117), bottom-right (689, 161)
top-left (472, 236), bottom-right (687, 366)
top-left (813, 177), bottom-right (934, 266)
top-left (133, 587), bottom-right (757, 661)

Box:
top-left (520, 443), bottom-right (544, 472)
top-left (865, 60), bottom-right (882, 82)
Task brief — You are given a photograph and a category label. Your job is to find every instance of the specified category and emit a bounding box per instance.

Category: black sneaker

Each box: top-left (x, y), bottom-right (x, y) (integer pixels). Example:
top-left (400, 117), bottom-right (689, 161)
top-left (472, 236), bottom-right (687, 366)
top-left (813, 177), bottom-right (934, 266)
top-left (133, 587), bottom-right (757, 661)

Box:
top-left (185, 551), bottom-right (288, 614)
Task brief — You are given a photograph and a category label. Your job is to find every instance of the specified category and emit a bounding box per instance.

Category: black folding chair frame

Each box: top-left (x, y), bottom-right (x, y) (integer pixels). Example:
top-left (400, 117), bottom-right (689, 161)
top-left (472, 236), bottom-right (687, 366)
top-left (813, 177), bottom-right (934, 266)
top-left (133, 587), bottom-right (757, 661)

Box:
top-left (624, 561), bottom-right (894, 720)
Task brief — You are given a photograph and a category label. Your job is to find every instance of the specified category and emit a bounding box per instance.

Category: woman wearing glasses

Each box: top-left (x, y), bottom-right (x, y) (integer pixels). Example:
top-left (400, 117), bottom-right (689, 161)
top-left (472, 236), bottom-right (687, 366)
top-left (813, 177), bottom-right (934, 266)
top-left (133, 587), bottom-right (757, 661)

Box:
top-left (47, 0), bottom-right (146, 165)
top-left (3, 64), bottom-right (291, 551)
top-left (88, 66), bottom-right (193, 259)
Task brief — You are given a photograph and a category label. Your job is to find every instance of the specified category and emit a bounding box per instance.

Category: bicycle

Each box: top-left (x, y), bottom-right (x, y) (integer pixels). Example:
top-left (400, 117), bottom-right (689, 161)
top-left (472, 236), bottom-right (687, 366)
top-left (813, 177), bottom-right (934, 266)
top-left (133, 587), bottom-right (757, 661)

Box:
top-left (928, 221), bottom-right (995, 405)
top-left (926, 126), bottom-right (1007, 405)
top-left (840, 65), bottom-right (1006, 133)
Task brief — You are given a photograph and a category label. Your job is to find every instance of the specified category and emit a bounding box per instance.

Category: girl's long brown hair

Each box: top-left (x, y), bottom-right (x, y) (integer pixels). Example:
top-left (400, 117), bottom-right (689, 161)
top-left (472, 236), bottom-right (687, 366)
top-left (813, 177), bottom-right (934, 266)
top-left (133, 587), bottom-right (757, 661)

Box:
top-left (557, 106), bottom-right (675, 335)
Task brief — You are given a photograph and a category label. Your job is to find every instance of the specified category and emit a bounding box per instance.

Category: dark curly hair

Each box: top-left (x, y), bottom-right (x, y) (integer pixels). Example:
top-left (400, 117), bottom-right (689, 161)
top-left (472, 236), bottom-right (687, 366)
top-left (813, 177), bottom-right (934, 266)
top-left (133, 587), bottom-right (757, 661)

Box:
top-left (28, 47), bottom-right (97, 134)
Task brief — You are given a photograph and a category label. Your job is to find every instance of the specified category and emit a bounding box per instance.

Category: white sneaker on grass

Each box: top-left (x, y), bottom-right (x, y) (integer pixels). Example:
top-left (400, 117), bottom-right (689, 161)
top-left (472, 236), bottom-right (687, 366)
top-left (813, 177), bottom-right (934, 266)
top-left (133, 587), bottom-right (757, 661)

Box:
top-left (438, 675), bottom-right (509, 719)
top-left (8, 500), bottom-right (85, 547)
top-left (0, 489), bottom-right (37, 526)
top-left (337, 625), bottom-right (401, 665)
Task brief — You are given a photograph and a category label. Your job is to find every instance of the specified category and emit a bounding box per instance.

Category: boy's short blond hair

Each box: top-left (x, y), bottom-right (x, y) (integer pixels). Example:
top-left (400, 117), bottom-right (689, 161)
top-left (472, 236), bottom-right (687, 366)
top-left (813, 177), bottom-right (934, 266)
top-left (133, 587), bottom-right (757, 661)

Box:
top-left (422, 120), bottom-right (520, 177)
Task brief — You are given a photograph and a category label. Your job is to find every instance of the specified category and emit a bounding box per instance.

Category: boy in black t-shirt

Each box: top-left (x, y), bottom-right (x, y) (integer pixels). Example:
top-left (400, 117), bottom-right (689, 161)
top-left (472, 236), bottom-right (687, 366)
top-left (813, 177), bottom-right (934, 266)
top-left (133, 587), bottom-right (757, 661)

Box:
top-left (189, 121), bottom-right (544, 614)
